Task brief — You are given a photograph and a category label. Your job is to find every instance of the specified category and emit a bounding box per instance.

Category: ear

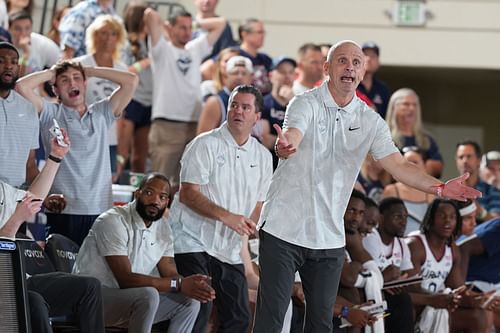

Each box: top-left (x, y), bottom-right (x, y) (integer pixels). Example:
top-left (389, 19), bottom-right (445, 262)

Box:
top-left (52, 85), bottom-right (59, 98)
top-left (323, 61), bottom-right (329, 74)
top-left (134, 189), bottom-right (140, 200)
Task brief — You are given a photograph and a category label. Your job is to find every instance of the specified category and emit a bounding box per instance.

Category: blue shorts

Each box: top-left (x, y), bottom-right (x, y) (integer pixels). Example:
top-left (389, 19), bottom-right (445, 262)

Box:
top-left (123, 99), bottom-right (152, 128)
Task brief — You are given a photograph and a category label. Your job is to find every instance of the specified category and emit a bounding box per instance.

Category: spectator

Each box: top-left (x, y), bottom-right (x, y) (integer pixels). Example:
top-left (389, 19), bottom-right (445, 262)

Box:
top-left (0, 42), bottom-right (39, 187)
top-left (357, 41), bottom-right (391, 118)
top-left (237, 18), bottom-right (272, 94)
top-left (383, 147), bottom-right (435, 235)
top-left (74, 173), bottom-right (215, 332)
top-left (169, 85), bottom-right (272, 333)
top-left (58, 0), bottom-right (118, 59)
top-left (200, 46), bottom-right (239, 99)
top-left (16, 62), bottom-right (138, 245)
top-left (456, 140), bottom-right (500, 221)
top-left (357, 154), bottom-right (390, 204)
top-left (8, 11), bottom-right (60, 77)
top-left (116, 1), bottom-right (152, 181)
top-left (385, 88), bottom-right (444, 178)
top-left (260, 56), bottom-right (296, 168)
top-left (456, 200), bottom-right (477, 236)
top-left (193, 0), bottom-right (237, 79)
top-left (197, 55), bottom-right (253, 134)
top-left (481, 150), bottom-right (500, 188)
top-left (292, 43), bottom-right (323, 95)
top-left (0, 130), bottom-right (106, 333)
top-left (145, 7), bottom-right (225, 189)
top-left (74, 14), bottom-right (127, 178)
top-left (47, 5), bottom-right (70, 46)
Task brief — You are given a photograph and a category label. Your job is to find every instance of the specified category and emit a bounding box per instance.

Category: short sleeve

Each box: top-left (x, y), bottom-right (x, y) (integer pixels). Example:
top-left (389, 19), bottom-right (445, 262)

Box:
top-left (283, 95), bottom-right (313, 136)
top-left (91, 97), bottom-right (117, 126)
top-left (180, 136), bottom-right (213, 186)
top-left (362, 232), bottom-right (383, 267)
top-left (187, 33), bottom-right (212, 60)
top-left (369, 117), bottom-right (399, 161)
top-left (93, 215), bottom-right (129, 257)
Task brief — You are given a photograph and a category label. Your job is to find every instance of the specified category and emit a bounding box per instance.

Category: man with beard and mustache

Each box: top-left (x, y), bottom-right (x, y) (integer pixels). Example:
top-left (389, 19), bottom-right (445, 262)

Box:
top-left (0, 42), bottom-right (40, 188)
top-left (73, 173), bottom-right (215, 332)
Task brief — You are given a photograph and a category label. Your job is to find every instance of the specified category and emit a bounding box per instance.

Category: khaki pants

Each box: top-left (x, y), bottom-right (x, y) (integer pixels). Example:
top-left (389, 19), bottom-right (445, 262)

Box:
top-left (148, 120), bottom-right (197, 185)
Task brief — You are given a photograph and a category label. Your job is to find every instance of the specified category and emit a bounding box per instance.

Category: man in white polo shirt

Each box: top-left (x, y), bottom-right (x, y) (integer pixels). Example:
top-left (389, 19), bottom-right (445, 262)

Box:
top-left (73, 173), bottom-right (215, 332)
top-left (169, 85), bottom-right (273, 333)
top-left (253, 40), bottom-right (482, 333)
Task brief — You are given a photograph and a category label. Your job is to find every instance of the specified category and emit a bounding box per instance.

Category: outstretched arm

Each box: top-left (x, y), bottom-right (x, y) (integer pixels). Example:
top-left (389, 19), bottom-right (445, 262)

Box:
top-left (16, 69), bottom-right (55, 113)
top-left (84, 67), bottom-right (138, 117)
top-left (144, 8), bottom-right (167, 48)
top-left (379, 152), bottom-right (481, 202)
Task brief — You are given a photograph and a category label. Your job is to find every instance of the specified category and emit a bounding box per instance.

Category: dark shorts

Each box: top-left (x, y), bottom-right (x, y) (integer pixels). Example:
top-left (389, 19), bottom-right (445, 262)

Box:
top-left (123, 99), bottom-right (152, 128)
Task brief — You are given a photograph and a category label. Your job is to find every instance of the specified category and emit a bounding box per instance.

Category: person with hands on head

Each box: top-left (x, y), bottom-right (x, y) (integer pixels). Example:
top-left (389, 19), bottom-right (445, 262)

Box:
top-left (254, 40), bottom-right (481, 333)
top-left (15, 61), bottom-right (138, 245)
top-left (169, 85), bottom-right (273, 333)
top-left (73, 173), bottom-right (213, 332)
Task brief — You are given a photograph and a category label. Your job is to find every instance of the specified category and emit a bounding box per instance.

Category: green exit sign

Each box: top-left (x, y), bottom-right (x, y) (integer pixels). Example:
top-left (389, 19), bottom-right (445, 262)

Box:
top-left (394, 1), bottom-right (426, 26)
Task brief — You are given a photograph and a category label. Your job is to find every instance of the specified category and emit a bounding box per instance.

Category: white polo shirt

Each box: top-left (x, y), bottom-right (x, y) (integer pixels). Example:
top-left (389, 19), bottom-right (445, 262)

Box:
top-left (169, 123), bottom-right (273, 264)
top-left (258, 81), bottom-right (398, 250)
top-left (73, 201), bottom-right (174, 288)
top-left (0, 182), bottom-right (25, 228)
top-left (363, 229), bottom-right (413, 271)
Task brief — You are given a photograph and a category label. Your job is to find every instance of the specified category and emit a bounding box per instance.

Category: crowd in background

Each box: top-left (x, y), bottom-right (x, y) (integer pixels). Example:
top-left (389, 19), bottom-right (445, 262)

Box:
top-left (0, 0), bottom-right (499, 332)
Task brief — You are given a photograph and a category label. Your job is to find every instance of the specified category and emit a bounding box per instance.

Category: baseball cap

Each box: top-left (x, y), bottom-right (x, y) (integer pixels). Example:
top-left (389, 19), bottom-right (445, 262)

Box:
top-left (485, 150), bottom-right (500, 165)
top-left (0, 41), bottom-right (19, 57)
top-left (271, 56), bottom-right (297, 71)
top-left (226, 56), bottom-right (253, 74)
top-left (361, 41), bottom-right (380, 56)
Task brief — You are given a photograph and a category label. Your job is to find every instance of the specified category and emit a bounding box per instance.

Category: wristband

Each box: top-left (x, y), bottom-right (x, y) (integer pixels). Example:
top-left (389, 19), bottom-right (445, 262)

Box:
top-left (133, 62), bottom-right (142, 73)
top-left (435, 183), bottom-right (445, 197)
top-left (339, 306), bottom-right (350, 319)
top-left (48, 154), bottom-right (62, 163)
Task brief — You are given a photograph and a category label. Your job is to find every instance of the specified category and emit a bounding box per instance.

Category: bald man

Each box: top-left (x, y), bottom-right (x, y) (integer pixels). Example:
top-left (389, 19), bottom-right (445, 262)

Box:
top-left (253, 40), bottom-right (482, 333)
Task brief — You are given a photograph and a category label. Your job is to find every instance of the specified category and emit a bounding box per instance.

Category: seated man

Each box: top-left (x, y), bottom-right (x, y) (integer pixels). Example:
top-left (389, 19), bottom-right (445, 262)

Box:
top-left (407, 198), bottom-right (492, 333)
top-left (73, 173), bottom-right (215, 332)
top-left (0, 133), bottom-right (105, 333)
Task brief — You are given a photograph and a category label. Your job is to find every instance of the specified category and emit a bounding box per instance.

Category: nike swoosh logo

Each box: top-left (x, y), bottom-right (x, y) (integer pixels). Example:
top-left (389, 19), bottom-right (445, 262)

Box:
top-left (348, 126), bottom-right (360, 131)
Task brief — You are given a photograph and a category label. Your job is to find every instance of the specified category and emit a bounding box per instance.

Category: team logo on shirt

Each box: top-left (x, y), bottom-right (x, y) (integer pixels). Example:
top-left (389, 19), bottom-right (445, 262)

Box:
top-left (176, 55), bottom-right (192, 75)
top-left (216, 154), bottom-right (225, 166)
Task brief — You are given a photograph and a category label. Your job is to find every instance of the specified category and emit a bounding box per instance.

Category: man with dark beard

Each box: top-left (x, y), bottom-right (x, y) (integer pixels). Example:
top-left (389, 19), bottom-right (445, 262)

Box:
top-left (73, 173), bottom-right (215, 332)
top-left (0, 42), bottom-right (40, 187)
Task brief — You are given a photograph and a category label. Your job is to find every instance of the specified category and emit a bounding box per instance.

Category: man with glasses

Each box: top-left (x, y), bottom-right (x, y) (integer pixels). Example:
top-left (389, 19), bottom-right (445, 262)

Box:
top-left (169, 85), bottom-right (273, 333)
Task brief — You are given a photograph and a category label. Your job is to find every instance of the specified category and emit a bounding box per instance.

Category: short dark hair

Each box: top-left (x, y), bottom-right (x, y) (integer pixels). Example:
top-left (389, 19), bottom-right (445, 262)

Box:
top-left (138, 172), bottom-right (171, 192)
top-left (364, 197), bottom-right (378, 209)
top-left (52, 60), bottom-right (86, 86)
top-left (228, 85), bottom-right (264, 113)
top-left (350, 189), bottom-right (366, 203)
top-left (238, 18), bottom-right (260, 41)
top-left (168, 7), bottom-right (191, 26)
top-left (8, 10), bottom-right (32, 26)
top-left (456, 140), bottom-right (482, 158)
top-left (378, 197), bottom-right (404, 215)
top-left (421, 198), bottom-right (462, 243)
top-left (297, 43), bottom-right (321, 58)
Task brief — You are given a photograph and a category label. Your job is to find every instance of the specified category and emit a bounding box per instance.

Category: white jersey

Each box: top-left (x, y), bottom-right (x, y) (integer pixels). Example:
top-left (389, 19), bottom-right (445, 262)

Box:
top-left (362, 229), bottom-right (413, 271)
top-left (414, 233), bottom-right (453, 293)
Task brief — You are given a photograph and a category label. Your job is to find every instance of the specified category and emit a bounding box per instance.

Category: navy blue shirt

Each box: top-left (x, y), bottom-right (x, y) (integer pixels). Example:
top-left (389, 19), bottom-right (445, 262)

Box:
top-left (357, 78), bottom-right (391, 119)
top-left (193, 22), bottom-right (237, 62)
top-left (401, 135), bottom-right (443, 162)
top-left (238, 47), bottom-right (272, 95)
top-left (262, 94), bottom-right (286, 169)
top-left (458, 218), bottom-right (500, 283)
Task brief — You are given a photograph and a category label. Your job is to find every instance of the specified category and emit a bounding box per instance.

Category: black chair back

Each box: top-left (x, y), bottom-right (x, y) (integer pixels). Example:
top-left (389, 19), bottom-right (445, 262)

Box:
top-left (45, 234), bottom-right (80, 273)
top-left (15, 234), bottom-right (55, 276)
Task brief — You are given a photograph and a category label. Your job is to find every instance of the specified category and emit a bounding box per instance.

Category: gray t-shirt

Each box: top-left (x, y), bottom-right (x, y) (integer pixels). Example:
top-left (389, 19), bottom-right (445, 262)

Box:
top-left (40, 98), bottom-right (116, 215)
top-left (0, 91), bottom-right (39, 187)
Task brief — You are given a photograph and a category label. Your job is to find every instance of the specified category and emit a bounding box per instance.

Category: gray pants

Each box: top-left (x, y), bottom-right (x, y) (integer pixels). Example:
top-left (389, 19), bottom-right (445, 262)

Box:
top-left (102, 286), bottom-right (200, 333)
top-left (253, 230), bottom-right (345, 333)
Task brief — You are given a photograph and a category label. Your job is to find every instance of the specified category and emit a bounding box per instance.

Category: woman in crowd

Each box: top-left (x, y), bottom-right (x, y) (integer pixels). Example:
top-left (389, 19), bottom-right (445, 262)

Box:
top-left (385, 88), bottom-right (444, 178)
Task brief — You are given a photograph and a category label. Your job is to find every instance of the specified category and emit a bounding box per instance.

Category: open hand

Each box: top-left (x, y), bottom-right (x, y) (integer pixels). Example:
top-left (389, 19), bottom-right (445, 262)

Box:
top-left (441, 172), bottom-right (482, 202)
